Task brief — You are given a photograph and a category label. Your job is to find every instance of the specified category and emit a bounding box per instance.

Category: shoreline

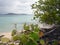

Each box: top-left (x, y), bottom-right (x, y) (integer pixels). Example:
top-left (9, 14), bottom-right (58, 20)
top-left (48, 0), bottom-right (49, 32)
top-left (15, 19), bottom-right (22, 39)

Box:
top-left (0, 23), bottom-right (54, 39)
top-left (0, 30), bottom-right (22, 39)
top-left (0, 32), bottom-right (12, 39)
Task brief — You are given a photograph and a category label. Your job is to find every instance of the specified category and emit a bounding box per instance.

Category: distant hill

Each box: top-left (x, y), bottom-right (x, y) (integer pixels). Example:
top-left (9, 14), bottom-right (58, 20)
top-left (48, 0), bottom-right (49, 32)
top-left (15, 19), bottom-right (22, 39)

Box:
top-left (6, 13), bottom-right (17, 15)
top-left (5, 13), bottom-right (31, 15)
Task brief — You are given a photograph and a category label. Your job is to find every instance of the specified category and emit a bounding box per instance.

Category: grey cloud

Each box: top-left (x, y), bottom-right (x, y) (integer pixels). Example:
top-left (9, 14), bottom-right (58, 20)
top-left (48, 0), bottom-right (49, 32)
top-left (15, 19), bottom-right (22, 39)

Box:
top-left (0, 0), bottom-right (36, 14)
top-left (0, 0), bottom-right (15, 7)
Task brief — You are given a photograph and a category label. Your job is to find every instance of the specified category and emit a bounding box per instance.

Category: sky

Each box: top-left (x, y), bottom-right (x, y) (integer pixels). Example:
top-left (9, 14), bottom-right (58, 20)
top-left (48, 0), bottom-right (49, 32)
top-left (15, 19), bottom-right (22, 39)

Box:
top-left (0, 0), bottom-right (37, 14)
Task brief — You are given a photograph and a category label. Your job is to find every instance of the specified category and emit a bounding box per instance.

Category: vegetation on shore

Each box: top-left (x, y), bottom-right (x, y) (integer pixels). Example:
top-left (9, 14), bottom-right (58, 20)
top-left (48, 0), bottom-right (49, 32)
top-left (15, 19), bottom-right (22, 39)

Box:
top-left (0, 0), bottom-right (60, 45)
top-left (32, 0), bottom-right (60, 25)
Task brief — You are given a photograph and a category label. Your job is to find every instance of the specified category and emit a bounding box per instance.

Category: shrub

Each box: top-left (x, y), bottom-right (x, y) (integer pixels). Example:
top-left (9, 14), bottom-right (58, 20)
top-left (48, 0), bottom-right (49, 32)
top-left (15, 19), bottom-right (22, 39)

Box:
top-left (1, 37), bottom-right (10, 43)
top-left (11, 29), bottom-right (17, 36)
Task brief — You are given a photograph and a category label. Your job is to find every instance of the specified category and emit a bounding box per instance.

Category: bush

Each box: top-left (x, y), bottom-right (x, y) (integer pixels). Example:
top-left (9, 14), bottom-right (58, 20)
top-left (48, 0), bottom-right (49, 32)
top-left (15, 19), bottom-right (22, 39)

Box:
top-left (10, 43), bottom-right (14, 45)
top-left (1, 37), bottom-right (10, 43)
top-left (19, 24), bottom-right (40, 45)
top-left (23, 23), bottom-right (30, 30)
top-left (11, 29), bottom-right (17, 36)
top-left (12, 35), bottom-right (19, 41)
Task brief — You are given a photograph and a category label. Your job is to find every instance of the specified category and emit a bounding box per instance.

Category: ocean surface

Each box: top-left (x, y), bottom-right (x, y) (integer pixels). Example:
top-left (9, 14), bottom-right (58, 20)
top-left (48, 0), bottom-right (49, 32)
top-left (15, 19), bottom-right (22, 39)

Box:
top-left (0, 14), bottom-right (37, 32)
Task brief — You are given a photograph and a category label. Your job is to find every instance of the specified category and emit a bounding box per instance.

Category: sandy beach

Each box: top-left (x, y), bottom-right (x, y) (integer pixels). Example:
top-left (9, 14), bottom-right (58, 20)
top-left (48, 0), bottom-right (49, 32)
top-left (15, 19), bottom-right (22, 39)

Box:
top-left (0, 23), bottom-right (54, 40)
top-left (0, 32), bottom-right (12, 39)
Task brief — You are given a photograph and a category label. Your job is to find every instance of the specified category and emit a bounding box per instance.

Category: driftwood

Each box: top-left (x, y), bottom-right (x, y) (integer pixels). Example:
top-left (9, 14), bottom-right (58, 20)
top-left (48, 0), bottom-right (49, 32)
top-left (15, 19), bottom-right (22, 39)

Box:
top-left (44, 28), bottom-right (56, 35)
top-left (0, 35), bottom-right (4, 37)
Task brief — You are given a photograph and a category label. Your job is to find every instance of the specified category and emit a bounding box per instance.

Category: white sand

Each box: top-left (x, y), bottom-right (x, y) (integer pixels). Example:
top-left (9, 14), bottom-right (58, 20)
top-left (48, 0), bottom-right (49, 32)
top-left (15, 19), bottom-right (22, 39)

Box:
top-left (0, 32), bottom-right (12, 39)
top-left (0, 23), bottom-right (54, 39)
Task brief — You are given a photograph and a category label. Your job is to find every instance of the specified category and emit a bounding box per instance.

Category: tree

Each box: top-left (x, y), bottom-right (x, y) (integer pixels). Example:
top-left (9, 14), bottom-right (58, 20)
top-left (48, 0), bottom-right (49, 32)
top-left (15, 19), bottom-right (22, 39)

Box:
top-left (32, 0), bottom-right (60, 25)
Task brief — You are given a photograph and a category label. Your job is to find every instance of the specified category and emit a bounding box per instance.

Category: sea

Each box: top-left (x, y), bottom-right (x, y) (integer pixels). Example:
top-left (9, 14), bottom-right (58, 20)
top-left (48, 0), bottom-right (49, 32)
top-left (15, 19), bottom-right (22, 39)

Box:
top-left (0, 14), bottom-right (37, 32)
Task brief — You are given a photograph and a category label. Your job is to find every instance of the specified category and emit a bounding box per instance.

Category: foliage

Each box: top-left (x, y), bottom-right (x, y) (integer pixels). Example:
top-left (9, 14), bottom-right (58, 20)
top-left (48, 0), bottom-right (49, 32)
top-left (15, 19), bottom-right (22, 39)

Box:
top-left (30, 24), bottom-right (39, 32)
top-left (10, 43), bottom-right (14, 45)
top-left (23, 23), bottom-right (29, 30)
top-left (18, 24), bottom-right (41, 45)
top-left (1, 37), bottom-right (10, 43)
top-left (11, 0), bottom-right (60, 45)
top-left (23, 23), bottom-right (30, 30)
top-left (11, 24), bottom-right (60, 45)
top-left (52, 40), bottom-right (58, 45)
top-left (18, 24), bottom-right (49, 45)
top-left (18, 34), bottom-right (29, 45)
top-left (32, 0), bottom-right (60, 25)
top-left (12, 35), bottom-right (19, 41)
top-left (11, 29), bottom-right (17, 36)
top-left (40, 39), bottom-right (45, 45)
top-left (0, 44), bottom-right (4, 45)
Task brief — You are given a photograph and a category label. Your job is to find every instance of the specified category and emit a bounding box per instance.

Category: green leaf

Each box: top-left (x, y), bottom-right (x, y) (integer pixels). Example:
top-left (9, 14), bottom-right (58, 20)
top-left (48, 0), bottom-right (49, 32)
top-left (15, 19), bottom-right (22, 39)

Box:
top-left (32, 0), bottom-right (60, 25)
top-left (19, 34), bottom-right (29, 45)
top-left (12, 35), bottom-right (19, 41)
top-left (52, 40), bottom-right (58, 45)
top-left (29, 32), bottom-right (39, 41)
top-left (25, 39), bottom-right (37, 45)
top-left (40, 39), bottom-right (45, 45)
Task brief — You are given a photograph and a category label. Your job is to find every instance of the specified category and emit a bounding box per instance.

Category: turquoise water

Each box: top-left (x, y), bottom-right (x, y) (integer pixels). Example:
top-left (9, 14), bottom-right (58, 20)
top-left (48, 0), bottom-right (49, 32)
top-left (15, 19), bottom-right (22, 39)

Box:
top-left (0, 15), bottom-right (36, 32)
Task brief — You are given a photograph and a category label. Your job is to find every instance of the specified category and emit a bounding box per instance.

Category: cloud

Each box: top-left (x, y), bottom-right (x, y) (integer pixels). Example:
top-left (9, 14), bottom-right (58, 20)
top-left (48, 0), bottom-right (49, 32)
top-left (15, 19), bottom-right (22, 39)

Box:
top-left (0, 0), bottom-right (37, 14)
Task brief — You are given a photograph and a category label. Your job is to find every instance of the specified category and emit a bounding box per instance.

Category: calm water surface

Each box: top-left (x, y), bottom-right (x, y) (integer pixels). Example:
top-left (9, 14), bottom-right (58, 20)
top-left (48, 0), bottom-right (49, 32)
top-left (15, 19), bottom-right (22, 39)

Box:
top-left (0, 14), bottom-right (36, 32)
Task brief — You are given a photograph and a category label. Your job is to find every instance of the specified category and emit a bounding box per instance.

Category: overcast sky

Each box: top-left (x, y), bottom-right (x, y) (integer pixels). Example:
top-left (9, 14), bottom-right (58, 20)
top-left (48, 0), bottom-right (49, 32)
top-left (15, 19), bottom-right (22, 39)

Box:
top-left (0, 0), bottom-right (37, 14)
